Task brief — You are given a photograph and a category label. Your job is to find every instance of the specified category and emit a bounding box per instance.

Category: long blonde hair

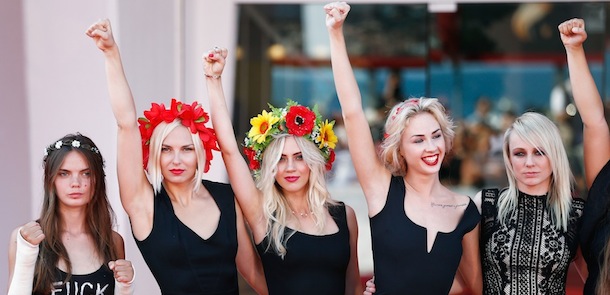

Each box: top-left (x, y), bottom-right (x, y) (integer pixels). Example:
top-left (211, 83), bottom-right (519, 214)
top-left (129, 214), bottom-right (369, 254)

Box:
top-left (257, 134), bottom-right (336, 258)
top-left (497, 112), bottom-right (573, 231)
top-left (597, 238), bottom-right (610, 295)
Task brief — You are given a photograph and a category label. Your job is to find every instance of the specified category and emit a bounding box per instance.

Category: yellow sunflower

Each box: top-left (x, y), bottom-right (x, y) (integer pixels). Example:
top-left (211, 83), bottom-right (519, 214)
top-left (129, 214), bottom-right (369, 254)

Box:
top-left (317, 120), bottom-right (338, 149)
top-left (248, 110), bottom-right (280, 144)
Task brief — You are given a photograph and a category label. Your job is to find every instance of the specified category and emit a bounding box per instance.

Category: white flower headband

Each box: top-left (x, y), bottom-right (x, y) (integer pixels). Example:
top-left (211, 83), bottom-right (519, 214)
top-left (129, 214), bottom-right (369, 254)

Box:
top-left (44, 140), bottom-right (100, 157)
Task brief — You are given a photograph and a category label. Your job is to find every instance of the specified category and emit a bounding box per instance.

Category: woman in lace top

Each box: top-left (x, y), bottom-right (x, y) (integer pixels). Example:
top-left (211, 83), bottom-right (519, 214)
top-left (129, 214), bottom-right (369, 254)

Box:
top-left (474, 112), bottom-right (585, 294)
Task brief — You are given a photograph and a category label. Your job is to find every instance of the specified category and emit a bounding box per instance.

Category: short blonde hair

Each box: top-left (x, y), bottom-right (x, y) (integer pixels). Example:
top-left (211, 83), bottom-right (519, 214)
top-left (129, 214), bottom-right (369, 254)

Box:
top-left (147, 119), bottom-right (206, 193)
top-left (379, 98), bottom-right (455, 176)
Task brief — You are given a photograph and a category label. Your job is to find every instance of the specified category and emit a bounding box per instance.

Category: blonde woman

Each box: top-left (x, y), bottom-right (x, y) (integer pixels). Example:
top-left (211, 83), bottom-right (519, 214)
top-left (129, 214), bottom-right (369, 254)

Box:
top-left (86, 19), bottom-right (266, 294)
top-left (206, 47), bottom-right (362, 295)
top-left (326, 2), bottom-right (481, 294)
top-left (476, 112), bottom-right (585, 294)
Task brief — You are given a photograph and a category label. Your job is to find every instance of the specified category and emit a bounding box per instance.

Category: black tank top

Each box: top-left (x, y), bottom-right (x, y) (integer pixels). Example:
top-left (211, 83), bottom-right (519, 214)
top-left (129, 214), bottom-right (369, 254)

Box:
top-left (370, 176), bottom-right (480, 294)
top-left (135, 180), bottom-right (239, 295)
top-left (256, 203), bottom-right (350, 295)
top-left (34, 265), bottom-right (115, 295)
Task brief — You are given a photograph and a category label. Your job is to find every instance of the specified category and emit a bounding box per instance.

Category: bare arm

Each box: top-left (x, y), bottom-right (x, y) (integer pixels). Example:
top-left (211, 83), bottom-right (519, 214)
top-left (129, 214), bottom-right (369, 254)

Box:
top-left (326, 2), bottom-right (390, 215)
top-left (457, 224), bottom-right (483, 295)
top-left (86, 19), bottom-right (153, 238)
top-left (559, 18), bottom-right (610, 188)
top-left (203, 48), bottom-right (266, 241)
top-left (234, 202), bottom-right (268, 295)
top-left (344, 205), bottom-right (363, 295)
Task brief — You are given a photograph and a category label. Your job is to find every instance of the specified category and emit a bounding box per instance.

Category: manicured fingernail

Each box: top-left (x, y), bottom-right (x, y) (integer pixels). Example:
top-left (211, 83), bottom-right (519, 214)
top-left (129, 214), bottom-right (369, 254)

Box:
top-left (208, 53), bottom-right (214, 58)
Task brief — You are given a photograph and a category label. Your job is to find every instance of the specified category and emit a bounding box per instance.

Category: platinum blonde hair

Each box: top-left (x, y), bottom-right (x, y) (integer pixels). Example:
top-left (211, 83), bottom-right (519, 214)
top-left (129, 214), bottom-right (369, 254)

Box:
top-left (498, 112), bottom-right (573, 231)
top-left (380, 98), bottom-right (455, 176)
top-left (147, 119), bottom-right (206, 194)
top-left (256, 134), bottom-right (336, 258)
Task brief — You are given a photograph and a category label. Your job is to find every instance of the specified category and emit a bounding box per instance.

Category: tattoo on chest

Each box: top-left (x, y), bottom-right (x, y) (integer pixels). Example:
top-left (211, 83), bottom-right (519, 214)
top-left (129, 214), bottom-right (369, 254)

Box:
top-left (431, 202), bottom-right (467, 209)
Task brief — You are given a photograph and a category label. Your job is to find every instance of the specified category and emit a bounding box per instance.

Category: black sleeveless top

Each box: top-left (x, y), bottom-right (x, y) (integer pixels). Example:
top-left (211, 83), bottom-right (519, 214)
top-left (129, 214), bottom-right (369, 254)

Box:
top-left (256, 203), bottom-right (350, 295)
top-left (34, 265), bottom-right (115, 295)
top-left (370, 176), bottom-right (480, 295)
top-left (580, 160), bottom-right (610, 295)
top-left (134, 180), bottom-right (239, 295)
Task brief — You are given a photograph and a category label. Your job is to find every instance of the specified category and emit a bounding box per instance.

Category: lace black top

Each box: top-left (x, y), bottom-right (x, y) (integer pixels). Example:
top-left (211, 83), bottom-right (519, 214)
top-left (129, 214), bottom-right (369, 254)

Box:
top-left (481, 189), bottom-right (585, 295)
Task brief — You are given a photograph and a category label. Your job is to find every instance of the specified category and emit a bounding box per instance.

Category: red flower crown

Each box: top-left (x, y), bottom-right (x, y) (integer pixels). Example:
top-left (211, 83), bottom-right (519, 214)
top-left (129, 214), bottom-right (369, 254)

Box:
top-left (138, 98), bottom-right (219, 172)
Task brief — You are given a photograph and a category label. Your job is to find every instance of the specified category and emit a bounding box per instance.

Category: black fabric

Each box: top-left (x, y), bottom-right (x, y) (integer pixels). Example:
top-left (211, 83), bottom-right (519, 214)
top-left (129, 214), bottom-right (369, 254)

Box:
top-left (135, 180), bottom-right (239, 295)
top-left (370, 176), bottom-right (480, 295)
top-left (34, 265), bottom-right (115, 295)
top-left (580, 160), bottom-right (610, 295)
top-left (256, 202), bottom-right (350, 295)
top-left (481, 188), bottom-right (585, 295)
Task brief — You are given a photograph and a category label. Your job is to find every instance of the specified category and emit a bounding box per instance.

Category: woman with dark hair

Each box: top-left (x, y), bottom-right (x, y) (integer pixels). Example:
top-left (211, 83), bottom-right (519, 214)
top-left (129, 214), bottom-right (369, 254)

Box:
top-left (8, 133), bottom-right (134, 294)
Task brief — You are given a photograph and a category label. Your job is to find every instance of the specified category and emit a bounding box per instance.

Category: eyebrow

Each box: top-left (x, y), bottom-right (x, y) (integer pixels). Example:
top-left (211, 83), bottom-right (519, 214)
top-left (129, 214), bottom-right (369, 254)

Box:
top-left (410, 128), bottom-right (441, 138)
top-left (281, 152), bottom-right (303, 157)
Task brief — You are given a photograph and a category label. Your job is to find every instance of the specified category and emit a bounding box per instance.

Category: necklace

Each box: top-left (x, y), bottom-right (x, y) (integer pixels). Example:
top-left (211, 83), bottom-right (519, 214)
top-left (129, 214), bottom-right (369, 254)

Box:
top-left (287, 202), bottom-right (312, 218)
top-left (290, 210), bottom-right (312, 218)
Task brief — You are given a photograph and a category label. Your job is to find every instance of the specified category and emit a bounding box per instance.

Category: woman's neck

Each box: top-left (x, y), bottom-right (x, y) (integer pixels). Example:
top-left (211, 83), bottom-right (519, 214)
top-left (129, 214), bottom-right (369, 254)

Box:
top-left (164, 181), bottom-right (195, 206)
top-left (59, 208), bottom-right (88, 234)
top-left (404, 172), bottom-right (441, 198)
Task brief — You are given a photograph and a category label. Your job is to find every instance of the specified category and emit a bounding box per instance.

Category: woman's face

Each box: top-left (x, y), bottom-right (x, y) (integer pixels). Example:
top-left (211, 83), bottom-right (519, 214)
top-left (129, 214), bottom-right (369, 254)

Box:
top-left (400, 112), bottom-right (445, 175)
top-left (54, 151), bottom-right (93, 209)
top-left (275, 137), bottom-right (310, 197)
top-left (508, 133), bottom-right (552, 195)
top-left (160, 126), bottom-right (198, 184)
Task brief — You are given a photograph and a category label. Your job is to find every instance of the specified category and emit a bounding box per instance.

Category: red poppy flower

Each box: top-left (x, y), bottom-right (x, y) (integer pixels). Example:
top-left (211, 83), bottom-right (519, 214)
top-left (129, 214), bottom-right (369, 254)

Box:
top-left (244, 147), bottom-right (260, 170)
top-left (325, 149), bottom-right (336, 171)
top-left (285, 105), bottom-right (315, 136)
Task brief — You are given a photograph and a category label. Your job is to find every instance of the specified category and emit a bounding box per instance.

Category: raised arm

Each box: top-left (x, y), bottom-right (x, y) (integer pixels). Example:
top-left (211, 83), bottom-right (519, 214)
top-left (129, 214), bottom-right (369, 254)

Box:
top-left (326, 2), bottom-right (390, 214)
top-left (86, 19), bottom-right (153, 236)
top-left (559, 18), bottom-right (610, 188)
top-left (203, 48), bottom-right (266, 241)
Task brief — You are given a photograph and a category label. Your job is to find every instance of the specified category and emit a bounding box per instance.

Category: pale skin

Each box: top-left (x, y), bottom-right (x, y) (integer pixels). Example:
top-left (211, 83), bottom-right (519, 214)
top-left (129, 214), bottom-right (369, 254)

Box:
top-left (205, 47), bottom-right (362, 294)
top-left (85, 19), bottom-right (266, 294)
top-left (325, 2), bottom-right (481, 294)
top-left (558, 17), bottom-right (610, 282)
top-left (8, 151), bottom-right (133, 289)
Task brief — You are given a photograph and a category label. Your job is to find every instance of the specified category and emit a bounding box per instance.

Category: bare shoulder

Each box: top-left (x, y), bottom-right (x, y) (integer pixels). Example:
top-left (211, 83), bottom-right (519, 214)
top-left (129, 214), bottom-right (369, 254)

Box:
top-left (344, 204), bottom-right (357, 221)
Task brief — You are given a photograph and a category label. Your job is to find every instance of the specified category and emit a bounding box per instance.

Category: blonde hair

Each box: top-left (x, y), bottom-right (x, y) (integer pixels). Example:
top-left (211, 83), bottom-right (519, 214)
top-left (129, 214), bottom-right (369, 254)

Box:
top-left (147, 119), bottom-right (206, 193)
top-left (497, 112), bottom-right (573, 231)
top-left (257, 134), bottom-right (336, 258)
top-left (380, 98), bottom-right (455, 176)
top-left (597, 238), bottom-right (610, 295)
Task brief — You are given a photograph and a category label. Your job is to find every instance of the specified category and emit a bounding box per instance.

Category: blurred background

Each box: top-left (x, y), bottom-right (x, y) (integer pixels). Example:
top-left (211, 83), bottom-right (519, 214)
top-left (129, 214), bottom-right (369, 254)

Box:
top-left (1, 0), bottom-right (607, 293)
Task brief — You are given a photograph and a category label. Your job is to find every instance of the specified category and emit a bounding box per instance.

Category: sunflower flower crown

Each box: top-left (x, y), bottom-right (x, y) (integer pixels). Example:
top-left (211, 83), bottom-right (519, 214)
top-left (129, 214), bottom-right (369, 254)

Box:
top-left (244, 100), bottom-right (338, 174)
top-left (138, 98), bottom-right (219, 171)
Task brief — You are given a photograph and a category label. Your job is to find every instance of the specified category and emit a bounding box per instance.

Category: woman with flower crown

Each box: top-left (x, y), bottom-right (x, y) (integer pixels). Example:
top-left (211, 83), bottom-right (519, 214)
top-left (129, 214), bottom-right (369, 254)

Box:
top-left (8, 133), bottom-right (135, 295)
top-left (326, 2), bottom-right (481, 294)
top-left (86, 19), bottom-right (266, 294)
top-left (205, 48), bottom-right (362, 294)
